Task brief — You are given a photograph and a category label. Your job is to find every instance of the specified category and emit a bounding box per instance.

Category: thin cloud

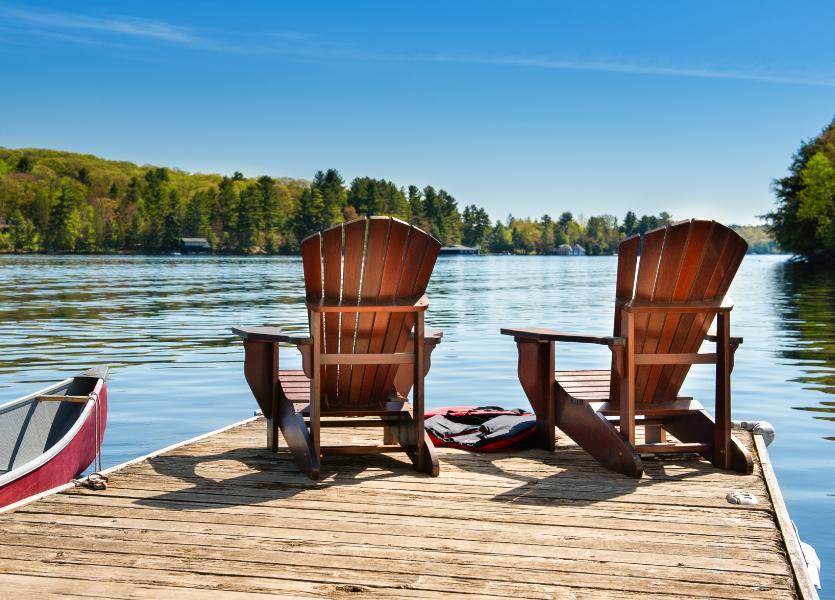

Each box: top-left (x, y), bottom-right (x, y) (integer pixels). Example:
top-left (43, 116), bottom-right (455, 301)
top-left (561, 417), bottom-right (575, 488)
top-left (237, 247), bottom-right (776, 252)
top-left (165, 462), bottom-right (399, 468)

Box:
top-left (2, 6), bottom-right (321, 54)
top-left (6, 7), bottom-right (197, 44)
top-left (5, 6), bottom-right (833, 88)
top-left (408, 53), bottom-right (835, 88)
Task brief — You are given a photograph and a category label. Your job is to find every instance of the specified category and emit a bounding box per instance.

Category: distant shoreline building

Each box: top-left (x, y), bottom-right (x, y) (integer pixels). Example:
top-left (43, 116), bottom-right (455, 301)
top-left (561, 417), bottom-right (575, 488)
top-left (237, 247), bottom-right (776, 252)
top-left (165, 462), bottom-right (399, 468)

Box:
top-left (440, 244), bottom-right (480, 255)
top-left (554, 243), bottom-right (586, 256)
top-left (177, 238), bottom-right (211, 254)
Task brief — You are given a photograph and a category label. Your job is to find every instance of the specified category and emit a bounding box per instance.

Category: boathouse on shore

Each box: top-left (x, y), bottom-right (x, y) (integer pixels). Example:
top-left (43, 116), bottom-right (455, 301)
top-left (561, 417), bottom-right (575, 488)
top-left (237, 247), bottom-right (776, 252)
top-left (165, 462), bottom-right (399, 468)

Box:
top-left (177, 237), bottom-right (211, 254)
top-left (440, 244), bottom-right (480, 255)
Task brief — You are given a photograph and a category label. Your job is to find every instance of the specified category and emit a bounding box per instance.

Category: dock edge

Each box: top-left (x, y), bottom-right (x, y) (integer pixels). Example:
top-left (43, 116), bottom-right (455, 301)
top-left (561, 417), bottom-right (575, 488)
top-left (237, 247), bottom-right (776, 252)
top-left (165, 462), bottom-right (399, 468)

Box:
top-left (754, 432), bottom-right (821, 600)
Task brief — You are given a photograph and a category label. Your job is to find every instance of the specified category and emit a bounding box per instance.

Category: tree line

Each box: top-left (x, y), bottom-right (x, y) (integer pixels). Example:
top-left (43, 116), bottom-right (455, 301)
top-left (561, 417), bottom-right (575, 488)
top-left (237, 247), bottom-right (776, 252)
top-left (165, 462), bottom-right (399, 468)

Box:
top-left (0, 147), bottom-right (770, 255)
top-left (767, 118), bottom-right (835, 263)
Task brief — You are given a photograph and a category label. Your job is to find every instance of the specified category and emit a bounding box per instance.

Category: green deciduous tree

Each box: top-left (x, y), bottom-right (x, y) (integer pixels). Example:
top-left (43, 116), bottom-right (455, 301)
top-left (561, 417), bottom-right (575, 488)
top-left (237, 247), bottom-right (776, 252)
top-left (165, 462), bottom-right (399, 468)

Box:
top-left (793, 152), bottom-right (835, 255)
top-left (487, 221), bottom-right (513, 253)
top-left (0, 146), bottom-right (713, 257)
top-left (768, 118), bottom-right (835, 262)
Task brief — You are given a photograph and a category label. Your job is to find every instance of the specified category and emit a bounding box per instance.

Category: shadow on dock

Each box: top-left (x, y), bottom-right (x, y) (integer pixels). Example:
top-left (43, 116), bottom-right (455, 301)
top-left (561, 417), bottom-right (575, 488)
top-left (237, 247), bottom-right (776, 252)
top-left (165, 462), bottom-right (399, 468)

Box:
top-left (0, 419), bottom-right (803, 598)
top-left (133, 436), bottom-right (736, 511)
top-left (136, 448), bottom-right (412, 510)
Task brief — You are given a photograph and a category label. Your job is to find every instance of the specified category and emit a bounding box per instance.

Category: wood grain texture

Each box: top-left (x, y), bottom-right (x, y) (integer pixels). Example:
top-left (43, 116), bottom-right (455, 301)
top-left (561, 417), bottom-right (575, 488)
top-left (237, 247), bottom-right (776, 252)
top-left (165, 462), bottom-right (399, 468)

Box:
top-left (0, 418), bottom-right (799, 599)
top-left (267, 218), bottom-right (441, 478)
top-left (507, 220), bottom-right (752, 478)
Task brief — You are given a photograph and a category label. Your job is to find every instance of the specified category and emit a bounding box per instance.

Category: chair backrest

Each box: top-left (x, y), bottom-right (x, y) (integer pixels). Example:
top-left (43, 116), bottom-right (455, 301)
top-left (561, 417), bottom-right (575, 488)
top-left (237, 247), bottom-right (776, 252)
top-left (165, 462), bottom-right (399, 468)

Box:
top-left (611, 220), bottom-right (748, 404)
top-left (300, 217), bottom-right (441, 410)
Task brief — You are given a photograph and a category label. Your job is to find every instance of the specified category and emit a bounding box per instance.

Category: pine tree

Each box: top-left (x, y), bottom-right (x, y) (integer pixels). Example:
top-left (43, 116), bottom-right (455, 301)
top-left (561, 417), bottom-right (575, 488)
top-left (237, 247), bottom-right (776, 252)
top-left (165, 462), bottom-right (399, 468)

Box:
top-left (622, 211), bottom-right (638, 235)
top-left (313, 169), bottom-right (347, 225)
top-left (46, 180), bottom-right (82, 252)
top-left (162, 189), bottom-right (182, 250)
top-left (407, 185), bottom-right (425, 228)
top-left (15, 155), bottom-right (32, 173)
top-left (77, 167), bottom-right (91, 186)
top-left (422, 186), bottom-right (442, 240)
top-left (437, 190), bottom-right (462, 245)
top-left (235, 184), bottom-right (264, 252)
top-left (294, 187), bottom-right (327, 239)
top-left (462, 205), bottom-right (491, 247)
top-left (216, 177), bottom-right (237, 246)
top-left (79, 205), bottom-right (98, 252)
top-left (9, 210), bottom-right (39, 252)
top-left (539, 214), bottom-right (555, 253)
top-left (184, 191), bottom-right (215, 245)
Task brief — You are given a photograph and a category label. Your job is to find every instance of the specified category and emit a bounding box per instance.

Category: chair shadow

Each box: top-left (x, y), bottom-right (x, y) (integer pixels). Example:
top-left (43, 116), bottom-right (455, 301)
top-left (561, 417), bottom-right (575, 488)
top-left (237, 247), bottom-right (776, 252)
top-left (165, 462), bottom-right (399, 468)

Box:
top-left (438, 444), bottom-right (736, 506)
top-left (132, 440), bottom-right (750, 511)
top-left (134, 446), bottom-right (414, 511)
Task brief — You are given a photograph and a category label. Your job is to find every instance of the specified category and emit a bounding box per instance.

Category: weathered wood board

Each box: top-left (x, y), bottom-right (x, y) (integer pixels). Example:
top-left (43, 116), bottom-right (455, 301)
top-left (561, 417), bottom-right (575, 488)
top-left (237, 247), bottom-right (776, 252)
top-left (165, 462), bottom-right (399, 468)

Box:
top-left (0, 419), bottom-right (800, 598)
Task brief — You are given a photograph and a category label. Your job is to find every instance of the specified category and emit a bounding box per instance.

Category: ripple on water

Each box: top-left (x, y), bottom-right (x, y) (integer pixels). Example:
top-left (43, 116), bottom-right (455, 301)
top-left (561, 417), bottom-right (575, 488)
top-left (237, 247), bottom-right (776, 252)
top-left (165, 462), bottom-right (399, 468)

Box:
top-left (0, 254), bottom-right (832, 589)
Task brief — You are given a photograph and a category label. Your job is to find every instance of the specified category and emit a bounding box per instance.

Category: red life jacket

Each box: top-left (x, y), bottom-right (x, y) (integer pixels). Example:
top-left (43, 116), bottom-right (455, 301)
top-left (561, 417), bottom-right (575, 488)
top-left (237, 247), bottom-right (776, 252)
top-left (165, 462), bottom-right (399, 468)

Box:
top-left (424, 406), bottom-right (537, 452)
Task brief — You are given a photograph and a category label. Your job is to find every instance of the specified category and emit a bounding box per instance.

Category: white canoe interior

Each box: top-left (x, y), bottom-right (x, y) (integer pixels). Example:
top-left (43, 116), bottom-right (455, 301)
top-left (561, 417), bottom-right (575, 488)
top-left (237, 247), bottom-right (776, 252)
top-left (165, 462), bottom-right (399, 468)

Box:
top-left (0, 375), bottom-right (100, 486)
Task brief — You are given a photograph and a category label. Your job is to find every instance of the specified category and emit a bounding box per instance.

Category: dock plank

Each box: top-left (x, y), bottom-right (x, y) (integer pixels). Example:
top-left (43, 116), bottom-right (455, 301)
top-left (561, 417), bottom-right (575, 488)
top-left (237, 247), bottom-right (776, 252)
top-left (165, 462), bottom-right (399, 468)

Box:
top-left (0, 418), bottom-right (800, 598)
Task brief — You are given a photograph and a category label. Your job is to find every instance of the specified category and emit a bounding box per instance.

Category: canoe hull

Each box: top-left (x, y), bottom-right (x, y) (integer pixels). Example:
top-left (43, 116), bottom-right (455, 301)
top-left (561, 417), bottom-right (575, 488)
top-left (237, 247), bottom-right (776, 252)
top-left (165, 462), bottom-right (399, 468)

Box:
top-left (0, 369), bottom-right (108, 508)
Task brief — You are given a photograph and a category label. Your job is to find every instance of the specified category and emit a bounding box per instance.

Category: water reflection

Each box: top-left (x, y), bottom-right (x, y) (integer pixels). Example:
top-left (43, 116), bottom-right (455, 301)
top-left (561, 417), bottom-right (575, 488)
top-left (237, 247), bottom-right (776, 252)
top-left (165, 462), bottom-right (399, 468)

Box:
top-left (773, 262), bottom-right (835, 437)
top-left (1, 254), bottom-right (833, 446)
top-left (0, 254), bottom-right (832, 588)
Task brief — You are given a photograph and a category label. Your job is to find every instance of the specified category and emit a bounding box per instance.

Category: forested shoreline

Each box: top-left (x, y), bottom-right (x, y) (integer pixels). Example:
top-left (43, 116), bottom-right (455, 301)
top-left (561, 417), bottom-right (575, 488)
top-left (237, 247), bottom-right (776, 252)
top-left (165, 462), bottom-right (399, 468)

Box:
top-left (767, 118), bottom-right (835, 263)
top-left (0, 147), bottom-right (776, 255)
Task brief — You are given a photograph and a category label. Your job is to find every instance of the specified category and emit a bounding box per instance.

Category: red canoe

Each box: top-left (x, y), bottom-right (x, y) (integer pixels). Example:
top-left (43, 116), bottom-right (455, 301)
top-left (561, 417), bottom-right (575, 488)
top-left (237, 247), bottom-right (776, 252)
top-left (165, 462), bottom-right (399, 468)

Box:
top-left (0, 366), bottom-right (108, 508)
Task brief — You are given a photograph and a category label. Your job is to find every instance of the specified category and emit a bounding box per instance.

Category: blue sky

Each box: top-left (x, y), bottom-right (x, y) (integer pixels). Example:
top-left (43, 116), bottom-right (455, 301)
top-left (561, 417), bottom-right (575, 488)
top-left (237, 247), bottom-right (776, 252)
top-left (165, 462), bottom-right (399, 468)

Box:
top-left (2, 1), bottom-right (834, 224)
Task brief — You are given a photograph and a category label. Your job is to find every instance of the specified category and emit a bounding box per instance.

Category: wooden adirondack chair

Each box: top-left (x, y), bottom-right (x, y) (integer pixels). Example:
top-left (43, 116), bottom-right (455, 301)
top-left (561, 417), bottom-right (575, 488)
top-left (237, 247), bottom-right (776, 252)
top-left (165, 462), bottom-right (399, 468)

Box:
top-left (501, 219), bottom-right (754, 478)
top-left (233, 217), bottom-right (442, 479)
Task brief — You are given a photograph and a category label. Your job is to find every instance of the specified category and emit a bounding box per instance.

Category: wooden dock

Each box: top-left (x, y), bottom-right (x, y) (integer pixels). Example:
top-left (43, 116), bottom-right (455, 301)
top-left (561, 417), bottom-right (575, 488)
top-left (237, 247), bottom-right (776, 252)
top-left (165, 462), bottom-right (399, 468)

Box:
top-left (0, 418), bottom-right (814, 598)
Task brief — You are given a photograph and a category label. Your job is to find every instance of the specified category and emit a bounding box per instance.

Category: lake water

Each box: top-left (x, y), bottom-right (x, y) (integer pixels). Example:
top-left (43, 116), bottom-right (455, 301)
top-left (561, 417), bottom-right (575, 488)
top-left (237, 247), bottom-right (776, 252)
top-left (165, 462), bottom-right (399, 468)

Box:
top-left (0, 254), bottom-right (832, 589)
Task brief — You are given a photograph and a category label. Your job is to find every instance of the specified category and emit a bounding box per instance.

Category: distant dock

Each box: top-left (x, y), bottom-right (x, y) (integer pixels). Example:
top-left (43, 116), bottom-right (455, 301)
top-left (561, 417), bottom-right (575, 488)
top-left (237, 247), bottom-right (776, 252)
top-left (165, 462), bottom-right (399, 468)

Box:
top-left (440, 244), bottom-right (480, 255)
top-left (0, 418), bottom-right (817, 598)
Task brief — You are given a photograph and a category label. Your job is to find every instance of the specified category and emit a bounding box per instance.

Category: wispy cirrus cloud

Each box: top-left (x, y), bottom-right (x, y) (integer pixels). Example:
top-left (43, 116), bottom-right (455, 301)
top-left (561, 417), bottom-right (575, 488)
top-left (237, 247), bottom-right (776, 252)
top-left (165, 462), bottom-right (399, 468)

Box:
top-left (6, 7), bottom-right (197, 44)
top-left (2, 6), bottom-right (327, 54)
top-left (4, 6), bottom-right (834, 88)
top-left (399, 53), bottom-right (835, 89)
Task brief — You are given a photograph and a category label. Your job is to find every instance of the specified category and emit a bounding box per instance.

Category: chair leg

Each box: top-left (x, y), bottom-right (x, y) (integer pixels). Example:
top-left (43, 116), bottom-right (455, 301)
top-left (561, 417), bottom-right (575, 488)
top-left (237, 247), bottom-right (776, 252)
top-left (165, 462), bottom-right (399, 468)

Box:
top-left (412, 312), bottom-right (426, 473)
top-left (389, 409), bottom-right (439, 477)
top-left (267, 417), bottom-right (279, 453)
top-left (515, 339), bottom-right (556, 451)
top-left (241, 339), bottom-right (320, 479)
top-left (420, 430), bottom-right (440, 477)
top-left (644, 424), bottom-right (666, 444)
top-left (663, 410), bottom-right (753, 474)
top-left (715, 312), bottom-right (733, 470)
top-left (275, 394), bottom-right (321, 479)
top-left (556, 385), bottom-right (643, 478)
top-left (382, 424), bottom-right (397, 445)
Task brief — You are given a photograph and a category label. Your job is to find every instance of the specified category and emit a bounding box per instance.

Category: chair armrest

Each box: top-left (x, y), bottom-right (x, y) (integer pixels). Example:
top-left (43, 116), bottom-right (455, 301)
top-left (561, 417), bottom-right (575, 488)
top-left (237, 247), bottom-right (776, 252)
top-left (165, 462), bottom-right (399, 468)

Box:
top-left (231, 326), bottom-right (311, 345)
top-left (501, 327), bottom-right (625, 347)
top-left (624, 296), bottom-right (734, 314)
top-left (410, 326), bottom-right (443, 344)
top-left (706, 330), bottom-right (743, 345)
top-left (307, 294), bottom-right (429, 314)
